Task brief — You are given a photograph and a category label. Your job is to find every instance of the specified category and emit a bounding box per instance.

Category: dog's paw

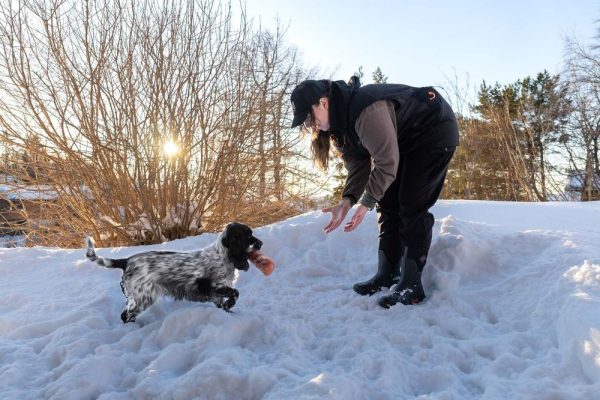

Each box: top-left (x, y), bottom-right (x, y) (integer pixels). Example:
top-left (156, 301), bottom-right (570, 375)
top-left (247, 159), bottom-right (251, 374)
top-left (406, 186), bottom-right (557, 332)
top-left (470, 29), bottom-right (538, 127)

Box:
top-left (121, 310), bottom-right (137, 323)
top-left (222, 295), bottom-right (238, 312)
top-left (213, 287), bottom-right (238, 312)
top-left (222, 299), bottom-right (235, 312)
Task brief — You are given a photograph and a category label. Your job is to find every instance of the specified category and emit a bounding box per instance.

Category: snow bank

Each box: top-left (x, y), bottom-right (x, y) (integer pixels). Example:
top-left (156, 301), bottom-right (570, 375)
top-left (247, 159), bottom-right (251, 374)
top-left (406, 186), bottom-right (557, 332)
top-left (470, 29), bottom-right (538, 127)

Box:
top-left (1, 200), bottom-right (599, 399)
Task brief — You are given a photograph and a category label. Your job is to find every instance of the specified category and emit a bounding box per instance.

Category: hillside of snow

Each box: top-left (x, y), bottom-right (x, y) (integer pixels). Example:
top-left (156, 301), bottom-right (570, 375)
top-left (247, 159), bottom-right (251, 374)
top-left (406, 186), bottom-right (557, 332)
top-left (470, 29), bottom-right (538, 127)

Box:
top-left (1, 200), bottom-right (599, 399)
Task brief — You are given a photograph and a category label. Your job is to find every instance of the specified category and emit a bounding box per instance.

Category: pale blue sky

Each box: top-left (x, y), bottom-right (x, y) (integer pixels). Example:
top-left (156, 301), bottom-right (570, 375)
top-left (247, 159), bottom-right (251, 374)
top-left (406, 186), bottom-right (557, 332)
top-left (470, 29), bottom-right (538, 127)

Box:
top-left (245, 0), bottom-right (598, 98)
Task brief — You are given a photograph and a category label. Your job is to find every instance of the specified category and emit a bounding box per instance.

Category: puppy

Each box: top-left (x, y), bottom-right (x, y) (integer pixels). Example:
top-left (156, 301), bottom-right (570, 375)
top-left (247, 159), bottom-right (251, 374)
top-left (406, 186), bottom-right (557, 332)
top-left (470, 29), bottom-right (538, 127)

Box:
top-left (85, 222), bottom-right (262, 323)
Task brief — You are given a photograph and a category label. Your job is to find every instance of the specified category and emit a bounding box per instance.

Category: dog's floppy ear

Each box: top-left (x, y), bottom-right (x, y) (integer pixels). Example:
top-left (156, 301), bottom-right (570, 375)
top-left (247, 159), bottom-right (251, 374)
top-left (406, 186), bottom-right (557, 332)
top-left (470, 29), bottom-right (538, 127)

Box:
top-left (222, 223), bottom-right (250, 271)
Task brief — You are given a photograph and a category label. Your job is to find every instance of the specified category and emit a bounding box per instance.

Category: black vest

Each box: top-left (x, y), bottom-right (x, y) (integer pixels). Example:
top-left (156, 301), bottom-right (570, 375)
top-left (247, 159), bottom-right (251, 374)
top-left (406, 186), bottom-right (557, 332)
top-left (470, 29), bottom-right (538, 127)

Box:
top-left (328, 81), bottom-right (459, 158)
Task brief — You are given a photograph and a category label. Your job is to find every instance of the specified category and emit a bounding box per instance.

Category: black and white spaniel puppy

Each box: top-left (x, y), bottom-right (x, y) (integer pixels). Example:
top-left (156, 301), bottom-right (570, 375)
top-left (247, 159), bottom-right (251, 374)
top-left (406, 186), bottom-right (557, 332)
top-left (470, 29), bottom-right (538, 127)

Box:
top-left (85, 222), bottom-right (262, 323)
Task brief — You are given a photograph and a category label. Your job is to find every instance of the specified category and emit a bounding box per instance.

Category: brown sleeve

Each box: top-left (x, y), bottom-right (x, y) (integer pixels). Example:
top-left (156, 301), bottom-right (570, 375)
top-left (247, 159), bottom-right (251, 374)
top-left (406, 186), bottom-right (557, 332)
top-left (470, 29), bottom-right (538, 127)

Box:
top-left (354, 100), bottom-right (399, 208)
top-left (340, 151), bottom-right (371, 205)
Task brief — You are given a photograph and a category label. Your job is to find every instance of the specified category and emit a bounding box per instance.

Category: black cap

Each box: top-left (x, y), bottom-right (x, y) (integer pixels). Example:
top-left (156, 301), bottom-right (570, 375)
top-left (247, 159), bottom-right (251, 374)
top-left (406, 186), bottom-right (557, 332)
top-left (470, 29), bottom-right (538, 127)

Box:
top-left (290, 80), bottom-right (329, 128)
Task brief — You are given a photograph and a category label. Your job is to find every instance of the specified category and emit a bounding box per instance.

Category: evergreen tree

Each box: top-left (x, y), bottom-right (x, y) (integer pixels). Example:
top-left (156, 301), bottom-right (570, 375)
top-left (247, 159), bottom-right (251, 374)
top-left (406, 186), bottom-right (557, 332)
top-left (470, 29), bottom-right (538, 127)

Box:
top-left (327, 159), bottom-right (347, 204)
top-left (475, 71), bottom-right (571, 200)
top-left (372, 67), bottom-right (388, 84)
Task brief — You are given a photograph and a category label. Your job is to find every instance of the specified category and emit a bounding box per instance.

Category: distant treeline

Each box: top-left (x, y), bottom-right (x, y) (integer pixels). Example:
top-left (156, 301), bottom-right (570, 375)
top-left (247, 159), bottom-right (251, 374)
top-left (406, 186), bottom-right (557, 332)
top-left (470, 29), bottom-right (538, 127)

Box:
top-left (442, 63), bottom-right (599, 202)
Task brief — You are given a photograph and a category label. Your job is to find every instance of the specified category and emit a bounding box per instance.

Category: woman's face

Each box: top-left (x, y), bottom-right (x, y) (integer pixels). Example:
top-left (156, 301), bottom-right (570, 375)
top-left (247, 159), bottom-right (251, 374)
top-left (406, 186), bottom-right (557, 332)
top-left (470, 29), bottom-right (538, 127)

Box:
top-left (303, 97), bottom-right (330, 132)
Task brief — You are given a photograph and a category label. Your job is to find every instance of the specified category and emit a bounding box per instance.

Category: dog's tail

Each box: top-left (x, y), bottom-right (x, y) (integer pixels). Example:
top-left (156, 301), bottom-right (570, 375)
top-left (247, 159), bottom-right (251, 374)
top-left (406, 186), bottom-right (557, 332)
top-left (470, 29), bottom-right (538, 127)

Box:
top-left (85, 236), bottom-right (127, 270)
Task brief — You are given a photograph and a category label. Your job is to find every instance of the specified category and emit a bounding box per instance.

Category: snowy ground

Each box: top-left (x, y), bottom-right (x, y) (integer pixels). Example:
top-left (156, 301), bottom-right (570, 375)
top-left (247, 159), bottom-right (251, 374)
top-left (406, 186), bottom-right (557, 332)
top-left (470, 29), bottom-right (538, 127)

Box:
top-left (0, 234), bottom-right (25, 248)
top-left (1, 200), bottom-right (599, 400)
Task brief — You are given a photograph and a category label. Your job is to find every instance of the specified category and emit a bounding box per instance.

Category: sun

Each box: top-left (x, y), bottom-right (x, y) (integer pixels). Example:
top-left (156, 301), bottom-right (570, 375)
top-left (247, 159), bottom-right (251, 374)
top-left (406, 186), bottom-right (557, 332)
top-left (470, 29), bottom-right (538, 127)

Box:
top-left (163, 140), bottom-right (180, 158)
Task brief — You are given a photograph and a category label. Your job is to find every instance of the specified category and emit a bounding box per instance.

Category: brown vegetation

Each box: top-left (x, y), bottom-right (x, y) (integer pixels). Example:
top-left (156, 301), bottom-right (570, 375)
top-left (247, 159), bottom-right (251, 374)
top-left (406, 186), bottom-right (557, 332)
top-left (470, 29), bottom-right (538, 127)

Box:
top-left (0, 0), bottom-right (323, 247)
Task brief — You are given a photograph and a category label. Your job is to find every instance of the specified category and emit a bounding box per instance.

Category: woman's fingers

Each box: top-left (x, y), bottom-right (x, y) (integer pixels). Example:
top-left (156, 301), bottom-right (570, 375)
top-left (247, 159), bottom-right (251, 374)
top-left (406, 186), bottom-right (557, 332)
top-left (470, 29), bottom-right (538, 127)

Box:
top-left (344, 216), bottom-right (358, 232)
top-left (344, 206), bottom-right (366, 232)
top-left (323, 208), bottom-right (338, 232)
top-left (323, 218), bottom-right (334, 232)
top-left (325, 215), bottom-right (342, 233)
top-left (322, 202), bottom-right (355, 233)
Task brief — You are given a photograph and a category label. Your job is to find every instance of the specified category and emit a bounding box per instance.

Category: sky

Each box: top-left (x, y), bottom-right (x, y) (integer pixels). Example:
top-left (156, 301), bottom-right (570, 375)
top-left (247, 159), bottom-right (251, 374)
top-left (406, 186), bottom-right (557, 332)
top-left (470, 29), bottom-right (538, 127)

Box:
top-left (245, 0), bottom-right (599, 103)
top-left (1, 200), bottom-right (599, 399)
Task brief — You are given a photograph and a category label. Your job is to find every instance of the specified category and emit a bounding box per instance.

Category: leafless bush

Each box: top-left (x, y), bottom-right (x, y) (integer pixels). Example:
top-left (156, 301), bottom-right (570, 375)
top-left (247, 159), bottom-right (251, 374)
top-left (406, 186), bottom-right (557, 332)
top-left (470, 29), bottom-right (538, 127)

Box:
top-left (0, 0), bottom-right (321, 247)
top-left (562, 35), bottom-right (600, 201)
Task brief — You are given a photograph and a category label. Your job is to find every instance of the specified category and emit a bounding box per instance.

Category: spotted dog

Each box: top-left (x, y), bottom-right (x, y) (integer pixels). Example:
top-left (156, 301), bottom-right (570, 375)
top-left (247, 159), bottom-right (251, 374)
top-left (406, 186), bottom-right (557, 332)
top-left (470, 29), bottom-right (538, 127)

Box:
top-left (85, 222), bottom-right (262, 323)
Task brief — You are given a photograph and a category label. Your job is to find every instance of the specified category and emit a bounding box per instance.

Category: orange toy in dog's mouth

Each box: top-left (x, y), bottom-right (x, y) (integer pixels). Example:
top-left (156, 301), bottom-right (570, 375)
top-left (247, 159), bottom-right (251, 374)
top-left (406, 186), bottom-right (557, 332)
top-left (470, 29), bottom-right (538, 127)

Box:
top-left (248, 250), bottom-right (275, 276)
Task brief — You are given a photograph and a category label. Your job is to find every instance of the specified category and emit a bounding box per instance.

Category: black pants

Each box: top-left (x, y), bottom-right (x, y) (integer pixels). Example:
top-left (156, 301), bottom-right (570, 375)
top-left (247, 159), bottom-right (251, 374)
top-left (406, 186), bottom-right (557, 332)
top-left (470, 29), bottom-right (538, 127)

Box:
top-left (377, 146), bottom-right (455, 267)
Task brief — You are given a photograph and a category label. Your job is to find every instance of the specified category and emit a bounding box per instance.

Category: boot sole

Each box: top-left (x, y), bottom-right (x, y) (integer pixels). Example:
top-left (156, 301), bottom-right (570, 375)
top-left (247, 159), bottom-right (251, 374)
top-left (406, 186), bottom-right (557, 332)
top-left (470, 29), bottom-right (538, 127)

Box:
top-left (353, 286), bottom-right (383, 296)
top-left (353, 278), bottom-right (399, 297)
top-left (378, 293), bottom-right (425, 309)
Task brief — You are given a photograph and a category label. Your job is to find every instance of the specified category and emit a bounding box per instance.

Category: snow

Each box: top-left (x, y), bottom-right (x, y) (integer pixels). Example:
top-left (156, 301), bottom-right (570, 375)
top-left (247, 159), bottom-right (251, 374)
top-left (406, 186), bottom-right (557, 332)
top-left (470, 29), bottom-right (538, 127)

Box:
top-left (565, 171), bottom-right (600, 192)
top-left (0, 184), bottom-right (59, 201)
top-left (1, 200), bottom-right (599, 399)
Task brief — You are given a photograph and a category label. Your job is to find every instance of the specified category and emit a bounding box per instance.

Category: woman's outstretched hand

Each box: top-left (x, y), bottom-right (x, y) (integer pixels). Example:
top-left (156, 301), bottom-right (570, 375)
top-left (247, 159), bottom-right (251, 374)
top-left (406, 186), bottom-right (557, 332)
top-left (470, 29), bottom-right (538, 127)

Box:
top-left (344, 204), bottom-right (368, 232)
top-left (322, 198), bottom-right (352, 234)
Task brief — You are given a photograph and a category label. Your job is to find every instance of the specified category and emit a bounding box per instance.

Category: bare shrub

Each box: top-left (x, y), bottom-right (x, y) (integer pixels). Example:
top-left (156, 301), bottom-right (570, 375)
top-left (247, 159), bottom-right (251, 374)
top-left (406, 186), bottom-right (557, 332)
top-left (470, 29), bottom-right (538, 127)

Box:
top-left (0, 0), bottom-right (320, 247)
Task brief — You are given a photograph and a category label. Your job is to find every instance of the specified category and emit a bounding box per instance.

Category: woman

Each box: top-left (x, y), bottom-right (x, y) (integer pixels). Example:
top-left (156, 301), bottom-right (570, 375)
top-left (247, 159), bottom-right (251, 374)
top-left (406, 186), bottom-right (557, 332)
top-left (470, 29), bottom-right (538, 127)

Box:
top-left (290, 77), bottom-right (458, 308)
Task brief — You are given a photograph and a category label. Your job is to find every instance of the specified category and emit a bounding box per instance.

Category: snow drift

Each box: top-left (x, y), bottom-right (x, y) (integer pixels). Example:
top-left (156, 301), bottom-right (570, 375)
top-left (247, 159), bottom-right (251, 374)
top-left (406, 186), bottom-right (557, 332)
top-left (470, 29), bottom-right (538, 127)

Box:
top-left (1, 200), bottom-right (599, 399)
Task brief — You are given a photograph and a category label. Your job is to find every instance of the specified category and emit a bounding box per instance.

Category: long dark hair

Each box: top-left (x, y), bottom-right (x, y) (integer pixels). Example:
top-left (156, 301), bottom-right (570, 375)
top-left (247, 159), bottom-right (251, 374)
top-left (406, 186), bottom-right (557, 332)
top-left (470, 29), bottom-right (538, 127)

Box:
top-left (309, 130), bottom-right (331, 171)
top-left (301, 81), bottom-right (333, 171)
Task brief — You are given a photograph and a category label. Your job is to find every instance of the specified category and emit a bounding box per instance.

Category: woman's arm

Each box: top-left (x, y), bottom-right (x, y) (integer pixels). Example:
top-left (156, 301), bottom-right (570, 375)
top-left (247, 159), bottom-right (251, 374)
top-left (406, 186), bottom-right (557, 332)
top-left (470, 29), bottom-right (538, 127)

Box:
top-left (355, 100), bottom-right (399, 210)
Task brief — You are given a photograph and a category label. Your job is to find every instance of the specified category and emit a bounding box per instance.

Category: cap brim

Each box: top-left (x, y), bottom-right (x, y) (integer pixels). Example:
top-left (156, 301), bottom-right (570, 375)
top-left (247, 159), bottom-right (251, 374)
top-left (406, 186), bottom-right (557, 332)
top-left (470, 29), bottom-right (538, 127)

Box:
top-left (291, 111), bottom-right (309, 129)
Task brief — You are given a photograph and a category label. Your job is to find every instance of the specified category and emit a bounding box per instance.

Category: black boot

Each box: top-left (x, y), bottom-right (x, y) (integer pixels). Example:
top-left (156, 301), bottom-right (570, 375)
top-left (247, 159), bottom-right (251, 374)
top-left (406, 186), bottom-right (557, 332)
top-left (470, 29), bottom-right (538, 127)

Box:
top-left (353, 250), bottom-right (400, 296)
top-left (378, 249), bottom-right (426, 308)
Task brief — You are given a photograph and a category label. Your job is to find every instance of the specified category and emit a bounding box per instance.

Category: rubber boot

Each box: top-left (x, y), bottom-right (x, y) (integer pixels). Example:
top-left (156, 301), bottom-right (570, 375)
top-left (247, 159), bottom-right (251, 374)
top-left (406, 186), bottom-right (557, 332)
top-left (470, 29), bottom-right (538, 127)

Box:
top-left (378, 248), bottom-right (426, 308)
top-left (353, 250), bottom-right (400, 296)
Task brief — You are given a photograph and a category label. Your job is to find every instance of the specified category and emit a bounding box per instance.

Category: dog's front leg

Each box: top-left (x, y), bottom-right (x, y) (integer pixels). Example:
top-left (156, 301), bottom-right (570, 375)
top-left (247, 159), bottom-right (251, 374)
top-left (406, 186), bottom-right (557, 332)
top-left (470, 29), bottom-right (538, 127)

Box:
top-left (214, 286), bottom-right (239, 312)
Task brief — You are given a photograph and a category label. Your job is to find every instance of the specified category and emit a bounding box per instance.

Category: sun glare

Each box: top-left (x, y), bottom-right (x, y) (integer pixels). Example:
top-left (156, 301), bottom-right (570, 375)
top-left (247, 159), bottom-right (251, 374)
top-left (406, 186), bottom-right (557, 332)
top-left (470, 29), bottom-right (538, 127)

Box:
top-left (163, 140), bottom-right (180, 157)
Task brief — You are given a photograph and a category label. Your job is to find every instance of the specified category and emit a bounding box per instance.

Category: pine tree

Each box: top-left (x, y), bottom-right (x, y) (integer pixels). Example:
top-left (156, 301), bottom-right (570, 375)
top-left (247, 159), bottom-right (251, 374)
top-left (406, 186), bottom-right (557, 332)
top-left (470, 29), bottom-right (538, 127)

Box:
top-left (327, 159), bottom-right (347, 204)
top-left (474, 71), bottom-right (571, 201)
top-left (372, 67), bottom-right (388, 84)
